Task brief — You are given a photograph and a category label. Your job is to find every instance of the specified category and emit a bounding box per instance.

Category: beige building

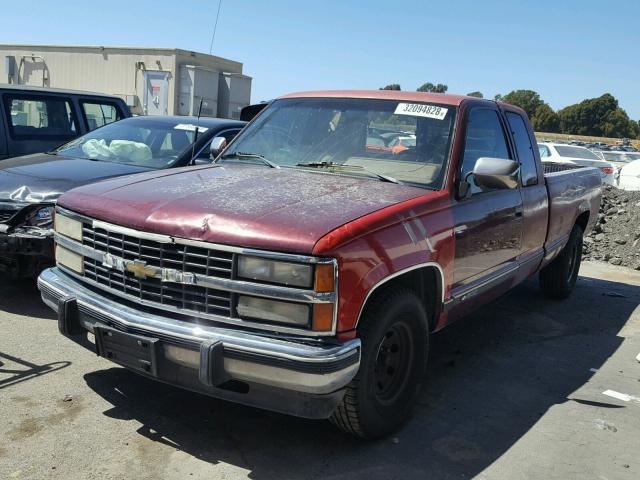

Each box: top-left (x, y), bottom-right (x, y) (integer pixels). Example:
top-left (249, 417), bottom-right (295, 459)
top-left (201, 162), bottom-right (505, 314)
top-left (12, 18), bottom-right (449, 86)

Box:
top-left (0, 44), bottom-right (252, 119)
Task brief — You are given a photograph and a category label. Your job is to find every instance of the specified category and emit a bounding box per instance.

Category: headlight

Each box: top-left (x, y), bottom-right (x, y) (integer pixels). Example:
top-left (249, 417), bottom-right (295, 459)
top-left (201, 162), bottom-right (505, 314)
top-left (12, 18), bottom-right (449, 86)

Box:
top-left (236, 257), bottom-right (336, 331)
top-left (54, 212), bottom-right (83, 241)
top-left (237, 296), bottom-right (310, 326)
top-left (238, 256), bottom-right (313, 288)
top-left (55, 245), bottom-right (84, 273)
top-left (24, 206), bottom-right (55, 228)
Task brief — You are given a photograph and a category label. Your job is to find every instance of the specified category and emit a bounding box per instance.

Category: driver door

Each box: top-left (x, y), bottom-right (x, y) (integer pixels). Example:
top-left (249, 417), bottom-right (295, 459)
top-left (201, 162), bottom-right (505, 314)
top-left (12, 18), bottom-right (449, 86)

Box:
top-left (451, 107), bottom-right (523, 294)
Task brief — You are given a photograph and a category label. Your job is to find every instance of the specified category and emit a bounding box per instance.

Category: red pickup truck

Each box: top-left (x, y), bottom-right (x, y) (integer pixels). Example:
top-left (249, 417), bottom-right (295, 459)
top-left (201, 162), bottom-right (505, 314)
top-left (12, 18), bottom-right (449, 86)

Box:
top-left (38, 91), bottom-right (601, 438)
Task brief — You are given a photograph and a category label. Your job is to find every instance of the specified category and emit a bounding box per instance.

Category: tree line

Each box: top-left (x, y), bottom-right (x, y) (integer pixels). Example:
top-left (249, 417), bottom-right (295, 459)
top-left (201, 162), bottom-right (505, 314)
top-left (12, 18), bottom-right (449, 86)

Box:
top-left (380, 84), bottom-right (640, 139)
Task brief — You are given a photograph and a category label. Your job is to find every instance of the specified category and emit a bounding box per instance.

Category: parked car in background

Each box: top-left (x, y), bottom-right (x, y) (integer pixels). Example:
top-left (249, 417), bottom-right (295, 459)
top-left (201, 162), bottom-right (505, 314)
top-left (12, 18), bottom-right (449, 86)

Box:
top-left (597, 150), bottom-right (640, 170)
top-left (40, 91), bottom-right (601, 438)
top-left (0, 115), bottom-right (245, 276)
top-left (538, 142), bottom-right (615, 185)
top-left (0, 85), bottom-right (131, 160)
top-left (617, 160), bottom-right (640, 191)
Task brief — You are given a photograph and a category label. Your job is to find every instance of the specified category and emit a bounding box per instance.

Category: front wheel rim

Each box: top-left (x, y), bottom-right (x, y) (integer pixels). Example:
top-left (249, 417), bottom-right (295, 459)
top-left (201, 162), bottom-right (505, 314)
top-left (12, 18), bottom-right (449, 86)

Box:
top-left (373, 321), bottom-right (414, 406)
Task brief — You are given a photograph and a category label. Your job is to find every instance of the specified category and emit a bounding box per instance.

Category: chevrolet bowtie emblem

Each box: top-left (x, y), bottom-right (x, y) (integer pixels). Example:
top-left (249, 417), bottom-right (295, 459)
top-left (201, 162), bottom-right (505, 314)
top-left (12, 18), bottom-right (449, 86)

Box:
top-left (126, 260), bottom-right (157, 280)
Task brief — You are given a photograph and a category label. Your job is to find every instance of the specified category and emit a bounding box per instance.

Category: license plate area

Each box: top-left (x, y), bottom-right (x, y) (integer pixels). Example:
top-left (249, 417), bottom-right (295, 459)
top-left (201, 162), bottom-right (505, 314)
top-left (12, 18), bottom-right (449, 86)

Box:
top-left (94, 326), bottom-right (159, 376)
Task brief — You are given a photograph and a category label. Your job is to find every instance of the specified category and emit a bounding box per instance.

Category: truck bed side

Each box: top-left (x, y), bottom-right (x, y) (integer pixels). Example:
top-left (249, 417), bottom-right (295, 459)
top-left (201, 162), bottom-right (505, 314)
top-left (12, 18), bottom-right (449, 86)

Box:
top-left (542, 165), bottom-right (601, 265)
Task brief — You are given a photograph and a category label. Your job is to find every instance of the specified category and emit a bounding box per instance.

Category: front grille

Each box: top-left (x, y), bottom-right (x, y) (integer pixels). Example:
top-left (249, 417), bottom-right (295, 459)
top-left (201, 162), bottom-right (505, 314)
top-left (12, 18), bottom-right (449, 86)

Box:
top-left (81, 224), bottom-right (234, 318)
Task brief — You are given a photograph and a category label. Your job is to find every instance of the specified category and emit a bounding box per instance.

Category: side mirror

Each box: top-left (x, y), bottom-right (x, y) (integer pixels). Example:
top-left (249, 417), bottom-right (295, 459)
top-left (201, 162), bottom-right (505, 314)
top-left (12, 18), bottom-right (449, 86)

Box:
top-left (209, 136), bottom-right (227, 159)
top-left (472, 157), bottom-right (520, 190)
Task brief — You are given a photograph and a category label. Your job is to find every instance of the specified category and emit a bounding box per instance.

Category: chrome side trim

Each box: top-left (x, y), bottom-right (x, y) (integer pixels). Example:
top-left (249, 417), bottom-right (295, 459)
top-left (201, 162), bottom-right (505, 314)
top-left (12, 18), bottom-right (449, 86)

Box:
top-left (544, 233), bottom-right (569, 261)
top-left (449, 262), bottom-right (519, 304)
top-left (355, 262), bottom-right (445, 329)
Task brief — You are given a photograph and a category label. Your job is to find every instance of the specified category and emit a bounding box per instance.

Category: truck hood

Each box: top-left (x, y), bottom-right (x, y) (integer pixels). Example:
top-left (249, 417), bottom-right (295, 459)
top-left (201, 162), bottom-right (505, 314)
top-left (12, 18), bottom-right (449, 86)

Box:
top-left (0, 153), bottom-right (152, 203)
top-left (58, 164), bottom-right (429, 253)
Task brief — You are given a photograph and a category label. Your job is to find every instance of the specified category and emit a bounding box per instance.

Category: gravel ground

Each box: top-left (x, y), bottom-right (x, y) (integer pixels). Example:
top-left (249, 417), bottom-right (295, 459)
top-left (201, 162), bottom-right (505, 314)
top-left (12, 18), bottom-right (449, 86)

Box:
top-left (583, 185), bottom-right (640, 269)
top-left (1, 262), bottom-right (640, 480)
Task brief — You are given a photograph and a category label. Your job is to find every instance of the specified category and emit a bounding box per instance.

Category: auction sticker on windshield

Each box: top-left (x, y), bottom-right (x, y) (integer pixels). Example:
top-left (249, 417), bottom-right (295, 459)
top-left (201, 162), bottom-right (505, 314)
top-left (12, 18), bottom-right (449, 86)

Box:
top-left (394, 103), bottom-right (448, 120)
top-left (174, 124), bottom-right (209, 133)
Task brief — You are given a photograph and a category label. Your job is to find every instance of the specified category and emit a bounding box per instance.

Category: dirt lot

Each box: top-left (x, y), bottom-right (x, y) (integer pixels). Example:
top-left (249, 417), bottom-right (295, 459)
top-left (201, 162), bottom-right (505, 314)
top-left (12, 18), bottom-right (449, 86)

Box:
top-left (1, 261), bottom-right (639, 480)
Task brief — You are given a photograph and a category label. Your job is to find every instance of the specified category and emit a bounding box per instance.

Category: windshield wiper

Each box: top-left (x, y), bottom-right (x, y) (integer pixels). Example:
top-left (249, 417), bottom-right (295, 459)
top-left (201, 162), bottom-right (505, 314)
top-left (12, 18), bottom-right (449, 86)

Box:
top-left (220, 152), bottom-right (280, 169)
top-left (296, 161), bottom-right (403, 185)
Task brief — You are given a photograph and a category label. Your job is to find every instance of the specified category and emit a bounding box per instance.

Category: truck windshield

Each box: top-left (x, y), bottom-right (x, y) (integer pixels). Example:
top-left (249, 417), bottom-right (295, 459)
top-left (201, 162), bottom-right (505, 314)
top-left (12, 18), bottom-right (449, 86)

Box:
top-left (222, 97), bottom-right (456, 189)
top-left (52, 119), bottom-right (199, 168)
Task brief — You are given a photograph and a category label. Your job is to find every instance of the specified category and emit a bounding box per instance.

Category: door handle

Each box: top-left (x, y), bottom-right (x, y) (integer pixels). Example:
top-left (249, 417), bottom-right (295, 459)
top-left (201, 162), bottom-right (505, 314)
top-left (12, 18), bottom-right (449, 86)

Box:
top-left (515, 211), bottom-right (523, 218)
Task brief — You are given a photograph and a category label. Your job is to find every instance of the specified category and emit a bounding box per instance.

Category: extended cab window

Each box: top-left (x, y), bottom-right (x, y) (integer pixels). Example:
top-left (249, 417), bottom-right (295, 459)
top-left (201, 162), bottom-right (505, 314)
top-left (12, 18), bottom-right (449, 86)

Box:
top-left (81, 102), bottom-right (123, 130)
top-left (506, 112), bottom-right (538, 186)
top-left (5, 95), bottom-right (77, 138)
top-left (461, 109), bottom-right (511, 194)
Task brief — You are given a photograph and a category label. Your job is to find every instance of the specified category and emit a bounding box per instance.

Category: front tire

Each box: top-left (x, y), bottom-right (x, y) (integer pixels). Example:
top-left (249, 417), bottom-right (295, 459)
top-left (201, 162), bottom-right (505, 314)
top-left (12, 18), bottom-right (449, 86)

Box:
top-left (330, 289), bottom-right (429, 439)
top-left (539, 224), bottom-right (583, 299)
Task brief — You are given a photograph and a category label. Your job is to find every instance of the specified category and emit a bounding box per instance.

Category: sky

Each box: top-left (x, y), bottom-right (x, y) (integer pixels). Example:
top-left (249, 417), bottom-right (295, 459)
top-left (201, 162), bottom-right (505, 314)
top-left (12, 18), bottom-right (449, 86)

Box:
top-left (2, 0), bottom-right (639, 118)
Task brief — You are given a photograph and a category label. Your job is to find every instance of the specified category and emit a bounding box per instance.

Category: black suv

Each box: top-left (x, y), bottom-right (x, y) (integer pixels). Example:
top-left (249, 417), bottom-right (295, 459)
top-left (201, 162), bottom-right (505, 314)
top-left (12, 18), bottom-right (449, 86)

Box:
top-left (0, 85), bottom-right (131, 160)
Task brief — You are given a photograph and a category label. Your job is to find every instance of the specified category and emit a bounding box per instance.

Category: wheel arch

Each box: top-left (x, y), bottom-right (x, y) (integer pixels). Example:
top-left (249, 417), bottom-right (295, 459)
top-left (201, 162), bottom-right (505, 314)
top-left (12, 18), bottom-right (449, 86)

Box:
top-left (355, 263), bottom-right (444, 332)
top-left (574, 210), bottom-right (590, 233)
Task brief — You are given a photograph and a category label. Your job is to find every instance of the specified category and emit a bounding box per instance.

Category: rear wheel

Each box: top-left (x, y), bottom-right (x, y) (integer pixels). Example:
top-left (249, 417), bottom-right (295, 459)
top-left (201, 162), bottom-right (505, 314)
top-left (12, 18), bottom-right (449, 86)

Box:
top-left (539, 224), bottom-right (583, 299)
top-left (330, 289), bottom-right (429, 439)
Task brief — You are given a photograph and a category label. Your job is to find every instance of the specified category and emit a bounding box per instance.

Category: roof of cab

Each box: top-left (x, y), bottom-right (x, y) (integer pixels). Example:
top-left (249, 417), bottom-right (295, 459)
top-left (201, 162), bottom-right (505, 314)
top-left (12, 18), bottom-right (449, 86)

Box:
top-left (278, 90), bottom-right (492, 107)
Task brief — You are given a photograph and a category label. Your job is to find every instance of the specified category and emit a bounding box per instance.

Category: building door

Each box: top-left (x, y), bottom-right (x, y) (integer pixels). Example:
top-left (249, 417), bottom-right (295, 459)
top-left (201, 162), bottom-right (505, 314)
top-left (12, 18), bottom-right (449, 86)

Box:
top-left (143, 71), bottom-right (170, 116)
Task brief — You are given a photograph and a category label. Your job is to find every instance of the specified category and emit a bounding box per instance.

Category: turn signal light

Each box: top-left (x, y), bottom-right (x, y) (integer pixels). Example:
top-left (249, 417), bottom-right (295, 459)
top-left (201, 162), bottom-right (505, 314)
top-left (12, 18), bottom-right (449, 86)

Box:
top-left (314, 263), bottom-right (335, 293)
top-left (312, 304), bottom-right (333, 331)
top-left (602, 167), bottom-right (614, 175)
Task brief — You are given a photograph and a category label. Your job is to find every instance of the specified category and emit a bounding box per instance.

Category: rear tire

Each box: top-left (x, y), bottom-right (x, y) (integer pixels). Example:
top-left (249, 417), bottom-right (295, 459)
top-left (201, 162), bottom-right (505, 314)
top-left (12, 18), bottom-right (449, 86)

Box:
top-left (330, 289), bottom-right (429, 439)
top-left (539, 224), bottom-right (583, 299)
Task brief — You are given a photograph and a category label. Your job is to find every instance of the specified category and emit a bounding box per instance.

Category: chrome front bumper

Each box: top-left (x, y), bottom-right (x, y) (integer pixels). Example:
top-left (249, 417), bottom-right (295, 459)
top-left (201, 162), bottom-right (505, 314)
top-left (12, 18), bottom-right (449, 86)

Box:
top-left (38, 268), bottom-right (361, 417)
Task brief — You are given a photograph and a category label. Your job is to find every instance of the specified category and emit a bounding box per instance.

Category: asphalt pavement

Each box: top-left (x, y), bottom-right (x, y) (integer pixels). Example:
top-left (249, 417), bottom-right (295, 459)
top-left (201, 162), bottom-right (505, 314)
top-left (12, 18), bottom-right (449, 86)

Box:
top-left (1, 261), bottom-right (639, 480)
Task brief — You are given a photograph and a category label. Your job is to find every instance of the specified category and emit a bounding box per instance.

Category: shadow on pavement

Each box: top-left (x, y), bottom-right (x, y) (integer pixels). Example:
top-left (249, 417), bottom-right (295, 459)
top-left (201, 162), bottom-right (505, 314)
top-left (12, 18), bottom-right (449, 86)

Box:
top-left (75, 273), bottom-right (640, 478)
top-left (0, 350), bottom-right (71, 390)
top-left (0, 275), bottom-right (55, 319)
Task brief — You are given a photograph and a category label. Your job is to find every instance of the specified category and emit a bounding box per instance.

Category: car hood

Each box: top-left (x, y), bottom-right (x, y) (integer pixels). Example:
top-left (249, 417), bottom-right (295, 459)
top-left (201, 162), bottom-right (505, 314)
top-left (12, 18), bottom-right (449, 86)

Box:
top-left (0, 153), bottom-right (152, 204)
top-left (58, 164), bottom-right (429, 253)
